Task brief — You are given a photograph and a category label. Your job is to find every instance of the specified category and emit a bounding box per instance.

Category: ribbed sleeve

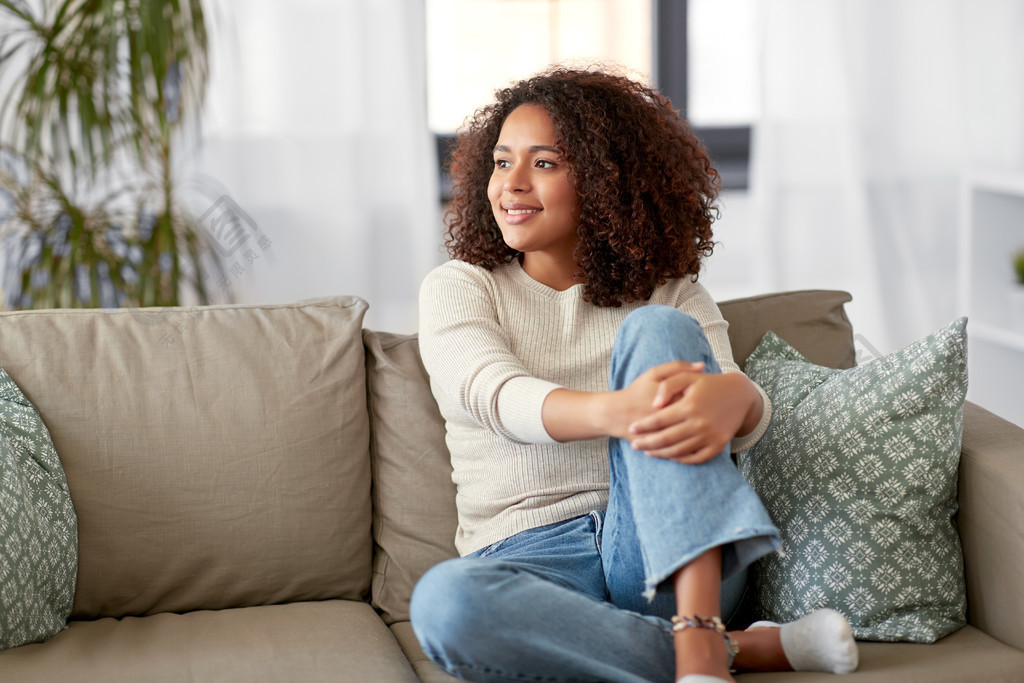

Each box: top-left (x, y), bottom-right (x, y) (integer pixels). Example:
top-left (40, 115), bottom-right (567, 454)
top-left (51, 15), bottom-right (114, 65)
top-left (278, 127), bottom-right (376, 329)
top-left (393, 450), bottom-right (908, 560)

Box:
top-left (418, 260), bottom-right (771, 555)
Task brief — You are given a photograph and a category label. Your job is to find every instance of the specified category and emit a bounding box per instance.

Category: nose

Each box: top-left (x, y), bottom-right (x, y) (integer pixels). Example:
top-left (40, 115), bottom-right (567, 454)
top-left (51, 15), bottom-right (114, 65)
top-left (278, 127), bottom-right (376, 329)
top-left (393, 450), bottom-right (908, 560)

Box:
top-left (504, 164), bottom-right (529, 193)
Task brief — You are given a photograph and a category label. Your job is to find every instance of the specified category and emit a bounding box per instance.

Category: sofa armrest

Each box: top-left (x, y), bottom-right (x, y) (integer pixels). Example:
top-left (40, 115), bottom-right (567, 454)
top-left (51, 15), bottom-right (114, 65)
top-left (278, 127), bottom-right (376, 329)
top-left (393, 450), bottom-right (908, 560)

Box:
top-left (958, 401), bottom-right (1024, 651)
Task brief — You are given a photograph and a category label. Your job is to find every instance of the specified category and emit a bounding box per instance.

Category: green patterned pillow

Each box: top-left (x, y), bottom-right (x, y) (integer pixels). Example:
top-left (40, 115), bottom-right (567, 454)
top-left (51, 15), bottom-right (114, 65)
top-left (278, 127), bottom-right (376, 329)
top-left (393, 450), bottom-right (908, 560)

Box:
top-left (0, 367), bottom-right (78, 650)
top-left (737, 318), bottom-right (968, 643)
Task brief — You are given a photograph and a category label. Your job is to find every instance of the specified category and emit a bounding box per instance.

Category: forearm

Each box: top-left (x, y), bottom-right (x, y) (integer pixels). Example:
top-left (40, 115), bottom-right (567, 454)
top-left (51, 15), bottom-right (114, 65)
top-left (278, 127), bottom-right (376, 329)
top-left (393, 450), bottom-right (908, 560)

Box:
top-left (541, 388), bottom-right (625, 443)
top-left (543, 364), bottom-right (764, 453)
top-left (732, 373), bottom-right (765, 439)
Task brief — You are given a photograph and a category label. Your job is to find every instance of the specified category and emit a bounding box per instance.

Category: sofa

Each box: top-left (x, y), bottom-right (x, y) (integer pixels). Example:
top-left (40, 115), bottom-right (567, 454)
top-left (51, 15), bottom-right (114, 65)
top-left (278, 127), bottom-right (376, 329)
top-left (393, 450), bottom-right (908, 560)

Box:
top-left (0, 290), bottom-right (1022, 682)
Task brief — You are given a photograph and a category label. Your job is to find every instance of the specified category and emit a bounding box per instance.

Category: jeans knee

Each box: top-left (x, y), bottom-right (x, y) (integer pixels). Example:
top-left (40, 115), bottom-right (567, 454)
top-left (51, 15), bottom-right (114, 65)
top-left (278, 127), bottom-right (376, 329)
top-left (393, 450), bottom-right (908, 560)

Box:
top-left (620, 305), bottom-right (700, 338)
top-left (611, 306), bottom-right (714, 389)
top-left (616, 306), bottom-right (706, 356)
top-left (410, 559), bottom-right (490, 654)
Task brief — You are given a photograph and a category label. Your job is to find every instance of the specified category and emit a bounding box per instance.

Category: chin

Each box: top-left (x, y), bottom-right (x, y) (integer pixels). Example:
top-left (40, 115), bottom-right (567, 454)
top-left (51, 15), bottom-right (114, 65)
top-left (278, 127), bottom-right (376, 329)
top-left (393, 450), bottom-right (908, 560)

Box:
top-left (498, 232), bottom-right (527, 252)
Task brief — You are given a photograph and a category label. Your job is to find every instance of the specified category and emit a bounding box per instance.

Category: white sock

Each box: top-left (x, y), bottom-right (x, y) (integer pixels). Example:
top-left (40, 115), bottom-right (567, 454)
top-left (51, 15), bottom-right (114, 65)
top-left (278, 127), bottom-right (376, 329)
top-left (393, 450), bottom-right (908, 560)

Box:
top-left (748, 608), bottom-right (859, 674)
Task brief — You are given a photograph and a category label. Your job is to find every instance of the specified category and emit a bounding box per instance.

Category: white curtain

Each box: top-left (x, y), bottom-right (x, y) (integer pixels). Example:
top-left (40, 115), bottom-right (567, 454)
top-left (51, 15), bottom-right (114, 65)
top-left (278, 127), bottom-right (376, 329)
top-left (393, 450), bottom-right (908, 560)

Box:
top-left (749, 0), bottom-right (1024, 354)
top-left (193, 0), bottom-right (442, 332)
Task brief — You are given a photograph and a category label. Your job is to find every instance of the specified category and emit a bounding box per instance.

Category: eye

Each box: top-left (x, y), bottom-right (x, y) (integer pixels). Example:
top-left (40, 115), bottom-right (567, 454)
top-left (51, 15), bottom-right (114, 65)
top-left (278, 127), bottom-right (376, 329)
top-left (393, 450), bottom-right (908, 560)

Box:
top-left (536, 159), bottom-right (556, 169)
top-left (494, 159), bottom-right (511, 169)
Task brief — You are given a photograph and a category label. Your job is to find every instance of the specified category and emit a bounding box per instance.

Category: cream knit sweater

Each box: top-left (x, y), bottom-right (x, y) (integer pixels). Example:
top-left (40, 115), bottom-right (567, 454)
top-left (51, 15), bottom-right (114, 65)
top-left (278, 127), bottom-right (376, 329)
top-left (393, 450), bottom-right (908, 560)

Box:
top-left (418, 259), bottom-right (770, 556)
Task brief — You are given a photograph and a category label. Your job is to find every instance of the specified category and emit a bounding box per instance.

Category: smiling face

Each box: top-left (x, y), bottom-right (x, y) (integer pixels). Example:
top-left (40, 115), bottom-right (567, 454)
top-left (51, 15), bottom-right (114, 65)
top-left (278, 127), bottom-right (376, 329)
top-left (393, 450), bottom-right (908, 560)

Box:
top-left (487, 104), bottom-right (579, 284)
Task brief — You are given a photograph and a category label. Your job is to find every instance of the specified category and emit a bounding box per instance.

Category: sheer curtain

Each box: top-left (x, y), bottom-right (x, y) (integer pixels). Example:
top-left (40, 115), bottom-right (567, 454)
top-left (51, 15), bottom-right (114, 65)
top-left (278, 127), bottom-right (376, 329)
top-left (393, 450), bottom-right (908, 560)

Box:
top-left (193, 0), bottom-right (441, 332)
top-left (748, 0), bottom-right (1024, 354)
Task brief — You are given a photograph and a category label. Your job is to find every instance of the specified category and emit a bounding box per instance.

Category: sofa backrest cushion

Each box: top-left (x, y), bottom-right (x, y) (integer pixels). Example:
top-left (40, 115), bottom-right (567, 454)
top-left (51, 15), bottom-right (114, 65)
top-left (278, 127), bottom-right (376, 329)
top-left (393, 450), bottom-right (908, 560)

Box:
top-left (719, 289), bottom-right (856, 370)
top-left (364, 331), bottom-right (458, 624)
top-left (0, 297), bottom-right (373, 618)
top-left (364, 289), bottom-right (856, 621)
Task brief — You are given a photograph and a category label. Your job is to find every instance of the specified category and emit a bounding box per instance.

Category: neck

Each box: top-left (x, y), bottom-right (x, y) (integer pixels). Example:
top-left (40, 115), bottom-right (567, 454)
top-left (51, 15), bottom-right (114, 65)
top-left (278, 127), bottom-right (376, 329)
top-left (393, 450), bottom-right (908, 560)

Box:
top-left (519, 253), bottom-right (581, 291)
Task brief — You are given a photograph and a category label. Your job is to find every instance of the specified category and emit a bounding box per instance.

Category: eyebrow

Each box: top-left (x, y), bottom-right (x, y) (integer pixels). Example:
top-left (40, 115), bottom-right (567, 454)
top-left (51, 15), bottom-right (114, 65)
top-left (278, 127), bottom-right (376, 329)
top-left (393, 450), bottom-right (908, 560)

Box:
top-left (493, 144), bottom-right (560, 154)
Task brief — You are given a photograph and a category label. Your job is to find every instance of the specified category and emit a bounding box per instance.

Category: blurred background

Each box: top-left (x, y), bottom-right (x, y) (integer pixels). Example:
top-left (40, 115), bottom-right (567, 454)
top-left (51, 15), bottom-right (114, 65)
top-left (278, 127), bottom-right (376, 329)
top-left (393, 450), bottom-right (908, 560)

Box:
top-left (2, 0), bottom-right (1023, 425)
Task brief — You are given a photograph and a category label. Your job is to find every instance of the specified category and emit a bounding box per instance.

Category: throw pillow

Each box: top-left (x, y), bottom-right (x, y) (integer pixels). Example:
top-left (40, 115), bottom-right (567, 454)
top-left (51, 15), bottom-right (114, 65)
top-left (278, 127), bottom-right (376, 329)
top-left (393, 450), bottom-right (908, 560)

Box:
top-left (737, 318), bottom-right (968, 643)
top-left (0, 367), bottom-right (77, 650)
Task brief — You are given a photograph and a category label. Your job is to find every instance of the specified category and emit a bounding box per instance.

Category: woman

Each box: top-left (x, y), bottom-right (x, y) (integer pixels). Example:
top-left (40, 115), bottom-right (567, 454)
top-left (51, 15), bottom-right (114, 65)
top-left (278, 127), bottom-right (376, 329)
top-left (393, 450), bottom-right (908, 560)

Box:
top-left (411, 67), bottom-right (858, 683)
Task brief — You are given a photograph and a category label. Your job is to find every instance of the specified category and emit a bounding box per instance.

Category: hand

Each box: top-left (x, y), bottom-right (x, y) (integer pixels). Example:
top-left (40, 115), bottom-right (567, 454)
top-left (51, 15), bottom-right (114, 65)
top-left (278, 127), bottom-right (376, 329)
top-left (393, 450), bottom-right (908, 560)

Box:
top-left (627, 371), bottom-right (761, 465)
top-left (542, 360), bottom-right (703, 443)
top-left (607, 360), bottom-right (706, 440)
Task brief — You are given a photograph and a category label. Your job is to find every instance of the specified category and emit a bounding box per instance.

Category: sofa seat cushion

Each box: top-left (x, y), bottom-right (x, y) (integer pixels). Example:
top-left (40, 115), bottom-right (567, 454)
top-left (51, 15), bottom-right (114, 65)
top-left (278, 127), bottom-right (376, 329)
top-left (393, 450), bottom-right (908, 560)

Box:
top-left (390, 621), bottom-right (1024, 682)
top-left (0, 297), bottom-right (373, 618)
top-left (390, 620), bottom-right (460, 683)
top-left (734, 625), bottom-right (1024, 681)
top-left (0, 601), bottom-right (418, 683)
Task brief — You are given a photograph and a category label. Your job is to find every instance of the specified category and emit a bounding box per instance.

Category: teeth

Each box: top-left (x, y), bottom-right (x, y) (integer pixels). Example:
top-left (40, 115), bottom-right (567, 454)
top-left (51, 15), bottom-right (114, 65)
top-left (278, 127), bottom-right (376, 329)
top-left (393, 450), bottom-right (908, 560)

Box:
top-left (507, 208), bottom-right (540, 215)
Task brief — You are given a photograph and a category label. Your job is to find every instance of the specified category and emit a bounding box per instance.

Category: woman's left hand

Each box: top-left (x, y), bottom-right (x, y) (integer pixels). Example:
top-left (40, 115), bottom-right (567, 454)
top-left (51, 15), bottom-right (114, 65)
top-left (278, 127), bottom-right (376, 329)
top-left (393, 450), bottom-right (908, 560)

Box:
top-left (626, 370), bottom-right (761, 465)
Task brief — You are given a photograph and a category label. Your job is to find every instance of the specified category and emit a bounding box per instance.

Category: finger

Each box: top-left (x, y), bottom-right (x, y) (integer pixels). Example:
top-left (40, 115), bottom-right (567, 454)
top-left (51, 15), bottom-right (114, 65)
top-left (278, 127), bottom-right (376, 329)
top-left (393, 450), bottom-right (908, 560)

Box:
top-left (632, 426), bottom-right (700, 456)
top-left (638, 426), bottom-right (727, 463)
top-left (648, 360), bottom-right (704, 381)
top-left (630, 395), bottom-right (705, 434)
top-left (643, 435), bottom-right (705, 461)
top-left (669, 444), bottom-right (724, 465)
top-left (629, 403), bottom-right (688, 435)
top-left (652, 372), bottom-right (702, 408)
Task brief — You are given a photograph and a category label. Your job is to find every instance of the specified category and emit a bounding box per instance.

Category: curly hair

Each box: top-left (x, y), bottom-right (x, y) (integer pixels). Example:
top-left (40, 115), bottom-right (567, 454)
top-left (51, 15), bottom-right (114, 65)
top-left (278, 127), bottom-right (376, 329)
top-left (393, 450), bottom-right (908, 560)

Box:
top-left (443, 66), bottom-right (720, 307)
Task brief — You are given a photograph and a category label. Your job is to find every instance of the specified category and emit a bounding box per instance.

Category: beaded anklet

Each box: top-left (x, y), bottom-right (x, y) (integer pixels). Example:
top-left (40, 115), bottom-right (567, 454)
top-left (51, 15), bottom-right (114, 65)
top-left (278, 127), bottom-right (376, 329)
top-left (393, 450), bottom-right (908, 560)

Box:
top-left (671, 615), bottom-right (739, 669)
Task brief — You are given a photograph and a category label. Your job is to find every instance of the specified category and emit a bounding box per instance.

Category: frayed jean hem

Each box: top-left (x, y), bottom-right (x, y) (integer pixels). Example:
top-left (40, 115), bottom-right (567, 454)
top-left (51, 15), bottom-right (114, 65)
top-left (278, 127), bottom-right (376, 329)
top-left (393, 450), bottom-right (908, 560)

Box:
top-left (641, 527), bottom-right (781, 601)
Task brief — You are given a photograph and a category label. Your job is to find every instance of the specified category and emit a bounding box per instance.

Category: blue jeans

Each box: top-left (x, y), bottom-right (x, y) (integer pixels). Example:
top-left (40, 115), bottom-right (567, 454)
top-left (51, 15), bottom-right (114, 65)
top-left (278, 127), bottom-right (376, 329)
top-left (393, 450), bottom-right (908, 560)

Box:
top-left (411, 306), bottom-right (780, 683)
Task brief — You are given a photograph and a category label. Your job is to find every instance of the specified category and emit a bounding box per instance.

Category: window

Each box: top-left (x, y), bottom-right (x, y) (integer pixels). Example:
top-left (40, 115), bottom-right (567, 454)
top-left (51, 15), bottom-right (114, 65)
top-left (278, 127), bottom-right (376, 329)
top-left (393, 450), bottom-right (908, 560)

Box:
top-left (426, 0), bottom-right (652, 134)
top-left (655, 0), bottom-right (758, 188)
top-left (427, 0), bottom-right (757, 196)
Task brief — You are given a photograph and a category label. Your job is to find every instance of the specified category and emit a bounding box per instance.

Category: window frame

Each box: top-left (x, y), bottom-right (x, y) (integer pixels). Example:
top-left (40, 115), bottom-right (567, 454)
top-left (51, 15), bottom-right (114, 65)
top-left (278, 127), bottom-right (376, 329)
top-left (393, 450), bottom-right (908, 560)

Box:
top-left (654, 0), bottom-right (750, 189)
top-left (434, 0), bottom-right (751, 200)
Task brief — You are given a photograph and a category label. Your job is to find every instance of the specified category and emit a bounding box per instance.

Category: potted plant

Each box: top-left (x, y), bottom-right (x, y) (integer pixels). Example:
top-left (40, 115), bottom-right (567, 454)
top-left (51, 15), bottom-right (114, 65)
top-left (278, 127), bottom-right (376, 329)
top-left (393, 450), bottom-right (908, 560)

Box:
top-left (0, 0), bottom-right (227, 309)
top-left (1011, 247), bottom-right (1024, 332)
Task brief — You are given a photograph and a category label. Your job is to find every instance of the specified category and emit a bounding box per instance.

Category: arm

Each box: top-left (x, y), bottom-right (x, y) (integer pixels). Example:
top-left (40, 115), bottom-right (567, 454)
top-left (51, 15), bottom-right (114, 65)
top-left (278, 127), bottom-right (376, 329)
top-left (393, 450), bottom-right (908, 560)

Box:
top-left (543, 282), bottom-right (769, 462)
top-left (542, 362), bottom-right (764, 464)
top-left (541, 360), bottom-right (706, 442)
top-left (418, 262), bottom-right (562, 444)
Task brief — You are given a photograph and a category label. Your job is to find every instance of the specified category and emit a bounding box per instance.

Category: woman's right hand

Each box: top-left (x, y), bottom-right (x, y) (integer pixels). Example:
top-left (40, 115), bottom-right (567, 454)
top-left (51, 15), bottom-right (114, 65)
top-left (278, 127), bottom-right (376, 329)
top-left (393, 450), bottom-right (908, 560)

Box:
top-left (605, 360), bottom-right (705, 439)
top-left (540, 360), bottom-right (703, 443)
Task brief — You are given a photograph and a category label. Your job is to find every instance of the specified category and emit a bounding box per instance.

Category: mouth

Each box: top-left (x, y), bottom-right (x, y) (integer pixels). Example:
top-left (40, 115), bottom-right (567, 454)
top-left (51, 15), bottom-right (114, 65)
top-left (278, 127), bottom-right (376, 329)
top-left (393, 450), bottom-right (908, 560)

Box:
top-left (500, 204), bottom-right (541, 226)
top-left (500, 203), bottom-right (542, 224)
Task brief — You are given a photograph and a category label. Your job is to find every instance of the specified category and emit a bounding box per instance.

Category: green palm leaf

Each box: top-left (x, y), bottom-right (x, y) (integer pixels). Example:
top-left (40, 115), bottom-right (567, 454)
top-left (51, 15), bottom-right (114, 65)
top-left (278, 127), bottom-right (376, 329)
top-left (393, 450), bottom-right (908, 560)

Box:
top-left (0, 1), bottom-right (225, 310)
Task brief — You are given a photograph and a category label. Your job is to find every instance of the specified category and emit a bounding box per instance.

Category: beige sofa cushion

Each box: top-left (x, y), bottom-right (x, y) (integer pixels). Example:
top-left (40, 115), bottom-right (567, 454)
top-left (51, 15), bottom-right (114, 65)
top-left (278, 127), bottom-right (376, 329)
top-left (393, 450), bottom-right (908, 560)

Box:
top-left (390, 621), bottom-right (461, 682)
top-left (0, 297), bottom-right (373, 618)
top-left (735, 625), bottom-right (1024, 681)
top-left (391, 617), bottom-right (1024, 683)
top-left (0, 601), bottom-right (418, 682)
top-left (364, 331), bottom-right (458, 624)
top-left (719, 289), bottom-right (856, 370)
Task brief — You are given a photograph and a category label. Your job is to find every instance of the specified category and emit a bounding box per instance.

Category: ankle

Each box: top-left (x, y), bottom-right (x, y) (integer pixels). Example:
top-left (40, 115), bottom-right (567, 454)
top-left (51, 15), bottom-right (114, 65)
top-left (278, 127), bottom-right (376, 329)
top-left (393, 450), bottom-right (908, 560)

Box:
top-left (672, 615), bottom-right (736, 681)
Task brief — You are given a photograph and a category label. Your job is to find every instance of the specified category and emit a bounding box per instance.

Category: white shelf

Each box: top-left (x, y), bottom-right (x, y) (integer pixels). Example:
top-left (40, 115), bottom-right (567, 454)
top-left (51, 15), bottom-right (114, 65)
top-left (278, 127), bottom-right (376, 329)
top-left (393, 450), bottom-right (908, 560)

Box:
top-left (959, 173), bottom-right (1024, 329)
top-left (971, 321), bottom-right (1024, 353)
top-left (959, 171), bottom-right (1024, 427)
